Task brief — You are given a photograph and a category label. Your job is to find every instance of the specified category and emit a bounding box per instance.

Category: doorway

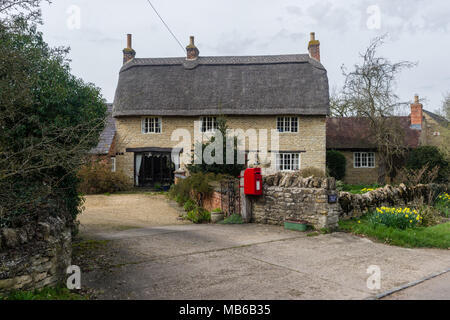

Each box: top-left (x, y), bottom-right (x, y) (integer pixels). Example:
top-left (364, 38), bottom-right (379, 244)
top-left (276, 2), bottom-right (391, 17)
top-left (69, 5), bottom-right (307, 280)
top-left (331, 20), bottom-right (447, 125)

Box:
top-left (135, 152), bottom-right (175, 187)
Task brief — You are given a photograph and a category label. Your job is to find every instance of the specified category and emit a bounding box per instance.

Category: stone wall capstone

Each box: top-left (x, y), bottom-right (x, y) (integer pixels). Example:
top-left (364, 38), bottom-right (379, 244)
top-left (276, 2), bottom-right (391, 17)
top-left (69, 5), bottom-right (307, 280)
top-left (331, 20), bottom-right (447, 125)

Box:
top-left (252, 172), bottom-right (340, 230)
top-left (0, 214), bottom-right (72, 294)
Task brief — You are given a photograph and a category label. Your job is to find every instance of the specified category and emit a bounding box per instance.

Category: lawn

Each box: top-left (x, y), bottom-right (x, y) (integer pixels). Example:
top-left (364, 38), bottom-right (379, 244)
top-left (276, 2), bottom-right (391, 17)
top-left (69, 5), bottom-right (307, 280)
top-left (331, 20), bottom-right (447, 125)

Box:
top-left (339, 183), bottom-right (383, 194)
top-left (339, 217), bottom-right (450, 249)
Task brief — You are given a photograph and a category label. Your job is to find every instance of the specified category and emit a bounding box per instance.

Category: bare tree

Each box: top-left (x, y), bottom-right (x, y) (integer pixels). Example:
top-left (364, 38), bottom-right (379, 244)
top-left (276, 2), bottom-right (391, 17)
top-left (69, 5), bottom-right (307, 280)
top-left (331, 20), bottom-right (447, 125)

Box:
top-left (0, 0), bottom-right (50, 23)
top-left (439, 93), bottom-right (450, 121)
top-left (337, 35), bottom-right (416, 183)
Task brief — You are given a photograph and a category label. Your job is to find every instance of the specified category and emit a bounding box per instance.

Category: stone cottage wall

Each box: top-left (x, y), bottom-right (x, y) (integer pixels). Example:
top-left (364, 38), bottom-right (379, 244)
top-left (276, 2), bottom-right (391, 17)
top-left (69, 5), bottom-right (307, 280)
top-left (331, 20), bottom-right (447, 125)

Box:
top-left (114, 115), bottom-right (326, 185)
top-left (252, 173), bottom-right (340, 230)
top-left (0, 215), bottom-right (72, 294)
top-left (338, 183), bottom-right (449, 219)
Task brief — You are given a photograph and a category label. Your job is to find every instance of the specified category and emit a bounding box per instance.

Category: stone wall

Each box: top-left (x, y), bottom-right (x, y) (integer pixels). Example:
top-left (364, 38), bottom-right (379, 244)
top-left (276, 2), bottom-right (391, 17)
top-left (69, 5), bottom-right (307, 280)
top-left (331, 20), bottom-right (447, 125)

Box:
top-left (0, 214), bottom-right (72, 294)
top-left (338, 183), bottom-right (448, 219)
top-left (252, 173), bottom-right (340, 230)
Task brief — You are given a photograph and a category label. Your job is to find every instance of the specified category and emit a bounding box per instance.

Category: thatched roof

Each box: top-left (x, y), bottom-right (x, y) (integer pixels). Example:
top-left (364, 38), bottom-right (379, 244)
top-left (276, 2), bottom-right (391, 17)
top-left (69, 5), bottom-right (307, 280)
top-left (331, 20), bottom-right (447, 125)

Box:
top-left (113, 54), bottom-right (329, 117)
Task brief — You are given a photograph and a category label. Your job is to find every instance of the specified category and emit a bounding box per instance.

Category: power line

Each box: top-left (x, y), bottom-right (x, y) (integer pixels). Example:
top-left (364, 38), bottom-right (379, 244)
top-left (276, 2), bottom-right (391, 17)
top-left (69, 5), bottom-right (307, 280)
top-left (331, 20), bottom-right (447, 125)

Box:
top-left (145, 0), bottom-right (185, 53)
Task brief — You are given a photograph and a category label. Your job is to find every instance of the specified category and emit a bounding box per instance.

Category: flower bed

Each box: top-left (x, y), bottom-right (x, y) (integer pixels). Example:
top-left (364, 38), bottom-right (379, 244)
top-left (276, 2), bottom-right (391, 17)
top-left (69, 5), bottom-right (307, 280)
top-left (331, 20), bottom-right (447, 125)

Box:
top-left (369, 207), bottom-right (422, 229)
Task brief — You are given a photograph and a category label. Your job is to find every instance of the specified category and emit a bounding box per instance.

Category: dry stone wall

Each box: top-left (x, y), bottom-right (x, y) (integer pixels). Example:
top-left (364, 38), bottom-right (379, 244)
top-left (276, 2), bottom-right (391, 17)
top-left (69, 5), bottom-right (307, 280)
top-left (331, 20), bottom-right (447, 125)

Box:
top-left (252, 173), bottom-right (340, 230)
top-left (0, 214), bottom-right (72, 294)
top-left (250, 173), bottom-right (448, 230)
top-left (339, 183), bottom-right (448, 219)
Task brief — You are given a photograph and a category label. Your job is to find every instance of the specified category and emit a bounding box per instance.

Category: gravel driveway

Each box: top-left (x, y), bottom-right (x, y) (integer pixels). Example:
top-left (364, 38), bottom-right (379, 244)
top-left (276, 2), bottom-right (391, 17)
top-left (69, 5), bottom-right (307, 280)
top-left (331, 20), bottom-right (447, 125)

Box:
top-left (75, 194), bottom-right (450, 300)
top-left (77, 193), bottom-right (189, 235)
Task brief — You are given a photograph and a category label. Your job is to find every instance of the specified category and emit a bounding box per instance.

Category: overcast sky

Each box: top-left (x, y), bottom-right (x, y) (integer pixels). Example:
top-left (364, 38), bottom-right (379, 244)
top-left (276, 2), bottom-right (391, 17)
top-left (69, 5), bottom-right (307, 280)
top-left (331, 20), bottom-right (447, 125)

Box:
top-left (39, 0), bottom-right (450, 113)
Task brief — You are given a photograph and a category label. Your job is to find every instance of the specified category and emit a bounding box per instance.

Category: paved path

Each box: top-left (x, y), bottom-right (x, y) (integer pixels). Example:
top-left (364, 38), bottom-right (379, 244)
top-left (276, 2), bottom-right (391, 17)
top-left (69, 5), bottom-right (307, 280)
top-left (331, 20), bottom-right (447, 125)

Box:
top-left (382, 271), bottom-right (450, 300)
top-left (79, 223), bottom-right (450, 300)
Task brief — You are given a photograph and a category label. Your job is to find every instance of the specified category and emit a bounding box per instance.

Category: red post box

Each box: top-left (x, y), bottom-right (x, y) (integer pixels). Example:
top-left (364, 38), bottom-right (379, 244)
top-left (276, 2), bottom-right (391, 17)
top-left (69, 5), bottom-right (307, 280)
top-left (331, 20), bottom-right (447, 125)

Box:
top-left (244, 168), bottom-right (263, 195)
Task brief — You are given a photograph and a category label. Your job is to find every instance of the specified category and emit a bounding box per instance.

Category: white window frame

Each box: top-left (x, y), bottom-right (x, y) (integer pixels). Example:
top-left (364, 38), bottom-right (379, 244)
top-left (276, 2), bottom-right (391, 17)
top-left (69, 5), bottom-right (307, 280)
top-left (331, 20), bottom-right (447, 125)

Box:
top-left (111, 157), bottom-right (116, 172)
top-left (277, 116), bottom-right (298, 133)
top-left (141, 117), bottom-right (162, 134)
top-left (276, 153), bottom-right (301, 171)
top-left (353, 152), bottom-right (375, 168)
top-left (200, 116), bottom-right (218, 133)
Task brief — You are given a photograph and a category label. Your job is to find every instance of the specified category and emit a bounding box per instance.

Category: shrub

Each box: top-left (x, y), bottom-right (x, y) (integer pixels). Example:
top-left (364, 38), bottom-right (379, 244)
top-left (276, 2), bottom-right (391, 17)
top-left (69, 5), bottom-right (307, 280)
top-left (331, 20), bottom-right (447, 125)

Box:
top-left (168, 179), bottom-right (191, 205)
top-left (154, 183), bottom-right (162, 191)
top-left (406, 146), bottom-right (449, 183)
top-left (0, 19), bottom-right (106, 226)
top-left (217, 213), bottom-right (244, 224)
top-left (326, 150), bottom-right (347, 180)
top-left (183, 199), bottom-right (197, 212)
top-left (368, 207), bottom-right (422, 229)
top-left (336, 180), bottom-right (345, 192)
top-left (418, 205), bottom-right (442, 226)
top-left (169, 172), bottom-right (227, 206)
top-left (396, 164), bottom-right (440, 186)
top-left (435, 193), bottom-right (450, 218)
top-left (186, 207), bottom-right (211, 224)
top-left (77, 160), bottom-right (132, 195)
top-left (299, 167), bottom-right (326, 178)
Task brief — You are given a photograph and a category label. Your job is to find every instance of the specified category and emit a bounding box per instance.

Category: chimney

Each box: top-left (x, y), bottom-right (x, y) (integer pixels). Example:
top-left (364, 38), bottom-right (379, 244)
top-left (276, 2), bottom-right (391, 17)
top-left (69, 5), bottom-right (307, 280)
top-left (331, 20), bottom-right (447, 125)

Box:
top-left (123, 34), bottom-right (136, 65)
top-left (410, 94), bottom-right (423, 130)
top-left (308, 32), bottom-right (320, 61)
top-left (186, 36), bottom-right (199, 60)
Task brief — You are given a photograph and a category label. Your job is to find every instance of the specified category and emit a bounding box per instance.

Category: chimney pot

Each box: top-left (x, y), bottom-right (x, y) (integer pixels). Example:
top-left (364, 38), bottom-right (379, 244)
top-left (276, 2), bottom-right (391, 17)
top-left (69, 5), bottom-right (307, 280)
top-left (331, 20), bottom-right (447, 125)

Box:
top-left (127, 34), bottom-right (132, 49)
top-left (123, 33), bottom-right (136, 65)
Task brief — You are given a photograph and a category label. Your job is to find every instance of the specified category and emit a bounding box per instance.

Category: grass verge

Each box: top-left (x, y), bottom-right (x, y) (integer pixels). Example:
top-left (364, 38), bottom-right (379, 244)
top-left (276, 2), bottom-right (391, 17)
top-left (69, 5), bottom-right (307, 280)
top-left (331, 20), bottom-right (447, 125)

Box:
top-left (217, 214), bottom-right (244, 224)
top-left (0, 286), bottom-right (86, 300)
top-left (339, 217), bottom-right (450, 249)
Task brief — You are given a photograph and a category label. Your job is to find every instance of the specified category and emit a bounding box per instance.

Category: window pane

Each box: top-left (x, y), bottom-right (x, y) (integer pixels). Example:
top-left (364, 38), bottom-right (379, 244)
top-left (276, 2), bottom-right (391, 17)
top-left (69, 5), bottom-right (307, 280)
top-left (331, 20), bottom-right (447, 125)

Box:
top-left (291, 117), bottom-right (298, 132)
top-left (277, 118), bottom-right (282, 132)
top-left (354, 153), bottom-right (360, 168)
top-left (368, 152), bottom-right (374, 167)
top-left (293, 154), bottom-right (299, 170)
top-left (361, 153), bottom-right (368, 167)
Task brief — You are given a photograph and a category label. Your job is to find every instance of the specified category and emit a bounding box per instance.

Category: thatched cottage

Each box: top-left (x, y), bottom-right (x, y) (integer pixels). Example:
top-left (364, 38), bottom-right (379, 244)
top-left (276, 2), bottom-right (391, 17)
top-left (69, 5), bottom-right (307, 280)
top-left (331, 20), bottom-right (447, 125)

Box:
top-left (108, 33), bottom-right (330, 187)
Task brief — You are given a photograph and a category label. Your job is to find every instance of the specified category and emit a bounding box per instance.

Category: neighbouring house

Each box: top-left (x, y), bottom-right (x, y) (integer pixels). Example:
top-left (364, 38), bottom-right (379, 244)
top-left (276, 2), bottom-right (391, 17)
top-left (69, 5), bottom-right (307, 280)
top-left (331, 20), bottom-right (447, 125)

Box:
top-left (326, 95), bottom-right (448, 184)
top-left (112, 33), bottom-right (330, 187)
top-left (89, 103), bottom-right (117, 171)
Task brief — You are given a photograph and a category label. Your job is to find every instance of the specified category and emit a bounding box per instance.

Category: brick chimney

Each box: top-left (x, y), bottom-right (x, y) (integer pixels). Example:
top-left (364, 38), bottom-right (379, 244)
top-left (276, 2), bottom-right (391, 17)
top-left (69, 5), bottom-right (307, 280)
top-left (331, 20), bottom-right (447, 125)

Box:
top-left (123, 34), bottom-right (136, 65)
top-left (186, 36), bottom-right (199, 60)
top-left (410, 94), bottom-right (423, 130)
top-left (308, 32), bottom-right (320, 62)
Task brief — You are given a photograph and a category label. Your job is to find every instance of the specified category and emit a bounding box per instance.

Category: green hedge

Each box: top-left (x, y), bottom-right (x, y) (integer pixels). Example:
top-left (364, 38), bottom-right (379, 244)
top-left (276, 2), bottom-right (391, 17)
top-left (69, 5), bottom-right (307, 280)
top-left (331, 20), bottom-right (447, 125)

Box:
top-left (326, 150), bottom-right (347, 180)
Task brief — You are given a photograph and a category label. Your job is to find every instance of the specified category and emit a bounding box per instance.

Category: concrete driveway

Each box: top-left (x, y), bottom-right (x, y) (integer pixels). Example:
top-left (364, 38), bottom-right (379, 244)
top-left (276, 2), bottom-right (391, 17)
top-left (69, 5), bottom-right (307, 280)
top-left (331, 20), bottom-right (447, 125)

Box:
top-left (78, 222), bottom-right (450, 300)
